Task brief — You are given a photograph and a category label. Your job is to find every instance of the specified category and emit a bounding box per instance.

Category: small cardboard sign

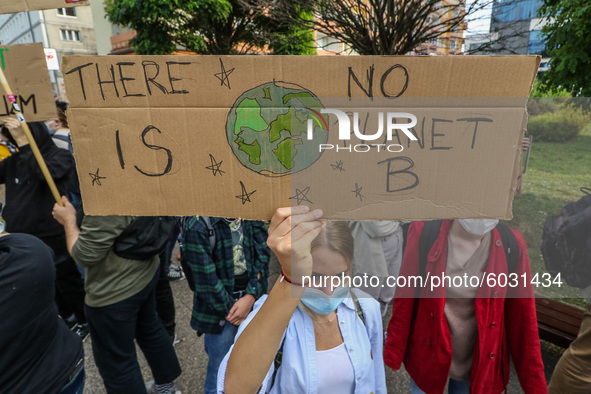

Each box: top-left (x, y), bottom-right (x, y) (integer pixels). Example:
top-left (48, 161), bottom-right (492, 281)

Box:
top-left (44, 48), bottom-right (60, 71)
top-left (62, 55), bottom-right (540, 220)
top-left (0, 43), bottom-right (56, 122)
top-left (0, 0), bottom-right (88, 14)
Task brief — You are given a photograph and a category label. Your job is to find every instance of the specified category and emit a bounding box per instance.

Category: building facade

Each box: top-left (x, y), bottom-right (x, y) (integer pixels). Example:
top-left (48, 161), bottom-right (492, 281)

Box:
top-left (412, 0), bottom-right (467, 56)
top-left (0, 5), bottom-right (97, 99)
top-left (489, 0), bottom-right (547, 55)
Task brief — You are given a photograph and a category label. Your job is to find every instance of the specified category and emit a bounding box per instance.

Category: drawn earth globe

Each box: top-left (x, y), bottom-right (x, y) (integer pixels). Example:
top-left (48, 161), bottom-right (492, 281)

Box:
top-left (226, 81), bottom-right (328, 177)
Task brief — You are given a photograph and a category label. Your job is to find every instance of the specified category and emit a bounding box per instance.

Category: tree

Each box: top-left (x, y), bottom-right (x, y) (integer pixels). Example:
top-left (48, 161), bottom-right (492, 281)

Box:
top-left (539, 0), bottom-right (591, 101)
top-left (250, 0), bottom-right (495, 56)
top-left (105, 0), bottom-right (315, 55)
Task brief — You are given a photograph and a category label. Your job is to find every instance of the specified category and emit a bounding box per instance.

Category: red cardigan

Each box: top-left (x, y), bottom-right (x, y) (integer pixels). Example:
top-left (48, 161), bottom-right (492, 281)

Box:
top-left (384, 220), bottom-right (547, 394)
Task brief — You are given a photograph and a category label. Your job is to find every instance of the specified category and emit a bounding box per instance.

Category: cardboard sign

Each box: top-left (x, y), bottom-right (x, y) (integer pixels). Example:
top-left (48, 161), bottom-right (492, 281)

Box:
top-left (0, 43), bottom-right (56, 122)
top-left (0, 0), bottom-right (88, 14)
top-left (61, 55), bottom-right (540, 220)
top-left (45, 48), bottom-right (60, 71)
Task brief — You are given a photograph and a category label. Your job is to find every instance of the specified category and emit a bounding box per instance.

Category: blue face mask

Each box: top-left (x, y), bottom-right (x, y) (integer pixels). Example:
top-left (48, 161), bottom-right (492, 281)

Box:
top-left (45, 121), bottom-right (57, 134)
top-left (300, 285), bottom-right (350, 315)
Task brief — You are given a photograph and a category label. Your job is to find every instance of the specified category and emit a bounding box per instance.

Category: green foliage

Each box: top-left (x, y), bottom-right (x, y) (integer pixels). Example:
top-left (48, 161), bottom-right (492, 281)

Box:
top-left (267, 10), bottom-right (317, 55)
top-left (528, 81), bottom-right (571, 116)
top-left (105, 0), bottom-right (315, 55)
top-left (527, 107), bottom-right (590, 142)
top-left (104, 0), bottom-right (204, 55)
top-left (530, 79), bottom-right (571, 98)
top-left (539, 0), bottom-right (591, 109)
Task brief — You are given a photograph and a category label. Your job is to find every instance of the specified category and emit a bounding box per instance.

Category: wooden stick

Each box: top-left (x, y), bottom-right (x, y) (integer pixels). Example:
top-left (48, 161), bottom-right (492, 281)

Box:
top-left (523, 135), bottom-right (532, 174)
top-left (0, 67), bottom-right (63, 206)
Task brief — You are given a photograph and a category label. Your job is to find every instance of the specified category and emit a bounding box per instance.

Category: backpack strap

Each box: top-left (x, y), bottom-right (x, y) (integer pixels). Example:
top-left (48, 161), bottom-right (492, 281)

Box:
top-left (495, 223), bottom-right (519, 274)
top-left (350, 290), bottom-right (367, 326)
top-left (266, 292), bottom-right (367, 393)
top-left (201, 216), bottom-right (216, 250)
top-left (267, 337), bottom-right (286, 393)
top-left (52, 134), bottom-right (74, 154)
top-left (418, 220), bottom-right (443, 281)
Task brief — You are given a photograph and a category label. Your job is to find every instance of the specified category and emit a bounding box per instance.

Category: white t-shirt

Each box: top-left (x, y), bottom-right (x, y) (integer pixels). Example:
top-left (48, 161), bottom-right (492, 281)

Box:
top-left (317, 342), bottom-right (355, 393)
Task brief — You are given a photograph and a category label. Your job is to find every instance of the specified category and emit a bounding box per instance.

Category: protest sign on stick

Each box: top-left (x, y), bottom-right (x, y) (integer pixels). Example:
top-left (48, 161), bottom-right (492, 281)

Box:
top-left (62, 55), bottom-right (540, 220)
top-left (0, 64), bottom-right (63, 206)
top-left (0, 43), bottom-right (56, 122)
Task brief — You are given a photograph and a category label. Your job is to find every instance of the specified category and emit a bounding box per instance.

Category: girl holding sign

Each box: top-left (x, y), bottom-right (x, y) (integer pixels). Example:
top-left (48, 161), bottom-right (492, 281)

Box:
top-left (218, 206), bottom-right (386, 394)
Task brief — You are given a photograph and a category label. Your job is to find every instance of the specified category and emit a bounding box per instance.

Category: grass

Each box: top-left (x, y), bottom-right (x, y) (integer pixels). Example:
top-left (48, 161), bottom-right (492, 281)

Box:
top-left (503, 124), bottom-right (591, 306)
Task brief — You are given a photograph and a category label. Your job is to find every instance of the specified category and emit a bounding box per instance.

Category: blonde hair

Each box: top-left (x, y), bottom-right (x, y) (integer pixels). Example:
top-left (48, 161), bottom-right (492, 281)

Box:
top-left (311, 221), bottom-right (354, 269)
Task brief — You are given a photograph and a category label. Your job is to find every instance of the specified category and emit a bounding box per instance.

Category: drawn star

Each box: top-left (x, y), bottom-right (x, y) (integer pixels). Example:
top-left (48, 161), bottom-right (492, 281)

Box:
top-left (290, 186), bottom-right (313, 205)
top-left (205, 154), bottom-right (225, 176)
top-left (214, 58), bottom-right (235, 89)
top-left (330, 160), bottom-right (345, 172)
top-left (236, 181), bottom-right (256, 204)
top-left (352, 183), bottom-right (364, 202)
top-left (89, 168), bottom-right (106, 186)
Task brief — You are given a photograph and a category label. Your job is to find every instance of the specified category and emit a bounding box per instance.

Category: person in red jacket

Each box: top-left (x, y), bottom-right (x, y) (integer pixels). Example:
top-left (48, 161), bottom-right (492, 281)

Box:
top-left (384, 219), bottom-right (547, 394)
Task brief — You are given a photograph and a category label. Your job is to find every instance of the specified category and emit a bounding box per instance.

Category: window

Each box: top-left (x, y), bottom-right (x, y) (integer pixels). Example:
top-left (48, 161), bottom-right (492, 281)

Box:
top-left (57, 8), bottom-right (77, 17)
top-left (491, 0), bottom-right (542, 24)
top-left (430, 37), bottom-right (438, 46)
top-left (527, 30), bottom-right (546, 55)
top-left (60, 29), bottom-right (81, 41)
top-left (450, 40), bottom-right (456, 50)
top-left (316, 35), bottom-right (340, 52)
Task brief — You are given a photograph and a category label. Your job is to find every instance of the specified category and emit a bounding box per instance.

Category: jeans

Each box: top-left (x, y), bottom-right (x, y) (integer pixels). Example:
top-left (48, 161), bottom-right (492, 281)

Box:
top-left (203, 321), bottom-right (239, 394)
top-left (411, 376), bottom-right (470, 394)
top-left (85, 269), bottom-right (181, 393)
top-left (59, 364), bottom-right (85, 394)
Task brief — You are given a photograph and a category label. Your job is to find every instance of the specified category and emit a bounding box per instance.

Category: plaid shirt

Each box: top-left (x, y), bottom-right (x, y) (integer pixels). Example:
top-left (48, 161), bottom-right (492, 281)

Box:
top-left (182, 216), bottom-right (269, 335)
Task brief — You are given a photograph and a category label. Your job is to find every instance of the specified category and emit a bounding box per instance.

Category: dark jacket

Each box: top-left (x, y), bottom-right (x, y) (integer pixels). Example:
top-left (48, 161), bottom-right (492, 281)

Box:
top-left (0, 233), bottom-right (83, 393)
top-left (0, 122), bottom-right (75, 238)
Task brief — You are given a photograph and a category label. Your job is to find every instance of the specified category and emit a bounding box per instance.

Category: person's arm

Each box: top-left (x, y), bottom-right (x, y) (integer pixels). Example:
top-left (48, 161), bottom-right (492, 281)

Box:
top-left (52, 196), bottom-right (80, 254)
top-left (52, 197), bottom-right (135, 266)
top-left (226, 221), bottom-right (270, 326)
top-left (224, 206), bottom-right (324, 394)
top-left (505, 231), bottom-right (548, 394)
top-left (4, 119), bottom-right (74, 183)
top-left (2, 118), bottom-right (28, 147)
top-left (217, 296), bottom-right (275, 393)
top-left (182, 218), bottom-right (235, 315)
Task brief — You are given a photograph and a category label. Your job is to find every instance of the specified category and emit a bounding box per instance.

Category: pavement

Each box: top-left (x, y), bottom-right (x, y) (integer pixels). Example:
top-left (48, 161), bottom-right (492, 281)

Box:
top-left (81, 247), bottom-right (559, 393)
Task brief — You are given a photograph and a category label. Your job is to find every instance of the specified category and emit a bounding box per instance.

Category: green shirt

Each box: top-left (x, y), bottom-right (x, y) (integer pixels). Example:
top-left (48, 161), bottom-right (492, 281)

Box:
top-left (71, 215), bottom-right (159, 307)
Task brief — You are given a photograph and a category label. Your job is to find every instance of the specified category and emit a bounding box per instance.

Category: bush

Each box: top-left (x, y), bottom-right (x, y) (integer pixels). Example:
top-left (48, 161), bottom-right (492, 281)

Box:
top-left (528, 98), bottom-right (562, 116)
top-left (527, 108), bottom-right (590, 142)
